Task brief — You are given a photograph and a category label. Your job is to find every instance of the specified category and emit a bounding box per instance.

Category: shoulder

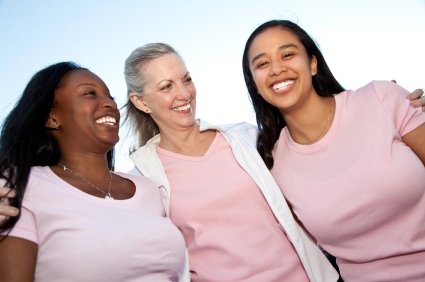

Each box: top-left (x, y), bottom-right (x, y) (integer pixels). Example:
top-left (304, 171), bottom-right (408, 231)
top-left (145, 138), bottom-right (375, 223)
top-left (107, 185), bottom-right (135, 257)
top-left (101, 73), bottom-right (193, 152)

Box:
top-left (219, 122), bottom-right (258, 136)
top-left (353, 80), bottom-right (409, 101)
top-left (115, 172), bottom-right (157, 189)
top-left (25, 166), bottom-right (55, 191)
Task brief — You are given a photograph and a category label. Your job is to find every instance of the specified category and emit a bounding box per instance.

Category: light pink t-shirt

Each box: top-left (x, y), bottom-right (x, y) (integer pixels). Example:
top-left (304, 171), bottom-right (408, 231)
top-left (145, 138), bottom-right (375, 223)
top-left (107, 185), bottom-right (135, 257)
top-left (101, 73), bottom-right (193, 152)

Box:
top-left (157, 133), bottom-right (309, 282)
top-left (271, 81), bottom-right (425, 282)
top-left (4, 166), bottom-right (185, 281)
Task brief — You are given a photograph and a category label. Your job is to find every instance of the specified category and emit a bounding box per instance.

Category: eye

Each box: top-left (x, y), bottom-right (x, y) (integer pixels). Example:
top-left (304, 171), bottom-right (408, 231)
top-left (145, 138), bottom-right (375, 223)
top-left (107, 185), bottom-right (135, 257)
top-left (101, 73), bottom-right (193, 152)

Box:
top-left (184, 77), bottom-right (193, 84)
top-left (109, 95), bottom-right (116, 101)
top-left (84, 91), bottom-right (96, 96)
top-left (256, 61), bottom-right (269, 69)
top-left (282, 53), bottom-right (294, 59)
top-left (161, 84), bottom-right (172, 91)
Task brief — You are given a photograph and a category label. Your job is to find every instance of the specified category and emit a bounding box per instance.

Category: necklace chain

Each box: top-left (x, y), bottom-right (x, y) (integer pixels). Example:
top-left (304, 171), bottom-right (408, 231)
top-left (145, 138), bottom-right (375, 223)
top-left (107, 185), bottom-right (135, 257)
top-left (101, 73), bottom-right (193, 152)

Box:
top-left (58, 163), bottom-right (114, 200)
top-left (294, 99), bottom-right (333, 145)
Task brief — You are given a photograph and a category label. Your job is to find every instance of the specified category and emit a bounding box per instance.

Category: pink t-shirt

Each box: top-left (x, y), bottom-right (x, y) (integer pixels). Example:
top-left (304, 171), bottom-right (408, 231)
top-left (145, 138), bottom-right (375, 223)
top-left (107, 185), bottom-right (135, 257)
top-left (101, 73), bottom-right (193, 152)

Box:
top-left (4, 166), bottom-right (185, 281)
top-left (271, 81), bottom-right (425, 281)
top-left (157, 132), bottom-right (309, 282)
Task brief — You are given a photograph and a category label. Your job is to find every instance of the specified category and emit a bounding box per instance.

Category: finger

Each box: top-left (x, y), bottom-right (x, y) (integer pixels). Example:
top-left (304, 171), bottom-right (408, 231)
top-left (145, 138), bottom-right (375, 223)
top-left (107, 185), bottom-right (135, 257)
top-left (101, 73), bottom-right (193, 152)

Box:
top-left (0, 187), bottom-right (16, 198)
top-left (407, 89), bottom-right (424, 101)
top-left (0, 203), bottom-right (19, 217)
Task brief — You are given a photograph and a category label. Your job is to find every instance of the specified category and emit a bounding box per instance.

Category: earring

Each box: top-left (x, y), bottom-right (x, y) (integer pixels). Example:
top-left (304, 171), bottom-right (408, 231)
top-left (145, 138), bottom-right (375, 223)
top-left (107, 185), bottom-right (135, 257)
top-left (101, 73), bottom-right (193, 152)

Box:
top-left (53, 121), bottom-right (59, 130)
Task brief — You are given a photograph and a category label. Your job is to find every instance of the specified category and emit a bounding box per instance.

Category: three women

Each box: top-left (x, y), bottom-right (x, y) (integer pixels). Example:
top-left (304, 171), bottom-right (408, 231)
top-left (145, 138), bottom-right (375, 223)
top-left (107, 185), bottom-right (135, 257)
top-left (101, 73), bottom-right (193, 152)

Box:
top-left (1, 20), bottom-right (425, 282)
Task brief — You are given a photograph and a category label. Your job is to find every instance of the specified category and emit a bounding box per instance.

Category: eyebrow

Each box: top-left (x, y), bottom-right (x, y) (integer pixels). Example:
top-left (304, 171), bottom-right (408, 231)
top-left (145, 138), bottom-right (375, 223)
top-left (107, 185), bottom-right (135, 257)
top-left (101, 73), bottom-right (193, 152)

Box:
top-left (75, 83), bottom-right (96, 88)
top-left (251, 43), bottom-right (299, 65)
top-left (156, 72), bottom-right (190, 86)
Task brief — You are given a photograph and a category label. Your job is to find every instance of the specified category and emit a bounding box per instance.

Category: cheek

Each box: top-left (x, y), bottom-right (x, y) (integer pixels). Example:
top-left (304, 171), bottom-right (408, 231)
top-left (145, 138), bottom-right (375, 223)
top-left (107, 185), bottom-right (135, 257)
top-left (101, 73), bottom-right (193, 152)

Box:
top-left (188, 85), bottom-right (197, 98)
top-left (251, 72), bottom-right (264, 93)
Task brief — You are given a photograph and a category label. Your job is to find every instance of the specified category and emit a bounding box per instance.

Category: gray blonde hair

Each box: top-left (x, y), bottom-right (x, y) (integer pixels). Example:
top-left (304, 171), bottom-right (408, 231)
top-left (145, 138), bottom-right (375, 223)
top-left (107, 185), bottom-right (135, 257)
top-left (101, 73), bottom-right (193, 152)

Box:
top-left (123, 43), bottom-right (179, 148)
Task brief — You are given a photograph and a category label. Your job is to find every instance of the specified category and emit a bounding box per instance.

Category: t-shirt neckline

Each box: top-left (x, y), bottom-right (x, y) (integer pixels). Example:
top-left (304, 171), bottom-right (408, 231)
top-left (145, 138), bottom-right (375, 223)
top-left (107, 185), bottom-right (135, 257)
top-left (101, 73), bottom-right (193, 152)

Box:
top-left (42, 166), bottom-right (143, 205)
top-left (282, 94), bottom-right (344, 154)
top-left (156, 131), bottom-right (220, 162)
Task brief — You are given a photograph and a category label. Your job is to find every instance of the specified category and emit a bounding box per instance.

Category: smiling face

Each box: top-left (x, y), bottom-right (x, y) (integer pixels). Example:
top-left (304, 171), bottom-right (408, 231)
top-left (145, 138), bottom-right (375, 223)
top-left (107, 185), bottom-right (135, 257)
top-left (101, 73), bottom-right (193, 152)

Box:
top-left (48, 69), bottom-right (120, 153)
top-left (248, 27), bottom-right (318, 114)
top-left (130, 53), bottom-right (197, 132)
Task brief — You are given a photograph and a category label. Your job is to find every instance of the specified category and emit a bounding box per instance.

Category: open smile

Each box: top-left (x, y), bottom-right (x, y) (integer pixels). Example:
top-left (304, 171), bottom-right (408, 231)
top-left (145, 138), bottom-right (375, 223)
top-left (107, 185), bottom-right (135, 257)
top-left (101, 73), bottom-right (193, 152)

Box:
top-left (95, 116), bottom-right (117, 125)
top-left (272, 79), bottom-right (295, 91)
top-left (171, 103), bottom-right (191, 112)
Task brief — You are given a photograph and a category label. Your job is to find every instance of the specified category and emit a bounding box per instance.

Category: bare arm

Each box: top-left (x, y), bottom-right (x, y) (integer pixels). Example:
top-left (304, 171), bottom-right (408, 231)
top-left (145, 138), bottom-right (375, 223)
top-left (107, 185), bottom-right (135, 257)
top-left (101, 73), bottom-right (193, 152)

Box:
top-left (0, 236), bottom-right (37, 282)
top-left (0, 187), bottom-right (19, 217)
top-left (402, 123), bottom-right (425, 165)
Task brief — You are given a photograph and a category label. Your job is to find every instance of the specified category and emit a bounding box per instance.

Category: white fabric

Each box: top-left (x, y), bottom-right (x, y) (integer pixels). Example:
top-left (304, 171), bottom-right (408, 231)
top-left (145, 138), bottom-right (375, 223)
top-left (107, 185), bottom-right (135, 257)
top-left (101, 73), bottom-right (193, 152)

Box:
top-left (129, 120), bottom-right (339, 282)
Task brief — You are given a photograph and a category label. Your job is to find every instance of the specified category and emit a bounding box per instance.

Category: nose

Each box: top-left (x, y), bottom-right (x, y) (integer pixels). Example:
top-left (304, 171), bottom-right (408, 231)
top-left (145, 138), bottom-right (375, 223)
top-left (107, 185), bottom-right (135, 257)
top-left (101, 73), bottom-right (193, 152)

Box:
top-left (102, 95), bottom-right (118, 109)
top-left (269, 60), bottom-right (287, 76)
top-left (176, 83), bottom-right (192, 101)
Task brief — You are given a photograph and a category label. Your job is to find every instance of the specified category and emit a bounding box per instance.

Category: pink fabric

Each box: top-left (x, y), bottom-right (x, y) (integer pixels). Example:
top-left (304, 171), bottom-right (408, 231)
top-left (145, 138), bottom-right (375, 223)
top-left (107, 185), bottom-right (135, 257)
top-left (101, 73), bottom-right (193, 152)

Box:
top-left (157, 132), bottom-right (308, 282)
top-left (4, 166), bottom-right (185, 281)
top-left (271, 81), bottom-right (425, 281)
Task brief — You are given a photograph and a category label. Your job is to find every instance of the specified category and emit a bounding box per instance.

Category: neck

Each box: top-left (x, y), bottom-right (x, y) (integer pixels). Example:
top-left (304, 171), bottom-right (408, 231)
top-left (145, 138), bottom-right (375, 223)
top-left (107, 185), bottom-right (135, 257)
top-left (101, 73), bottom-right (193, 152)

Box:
top-left (282, 95), bottom-right (335, 145)
top-left (157, 122), bottom-right (215, 156)
top-left (57, 149), bottom-right (111, 176)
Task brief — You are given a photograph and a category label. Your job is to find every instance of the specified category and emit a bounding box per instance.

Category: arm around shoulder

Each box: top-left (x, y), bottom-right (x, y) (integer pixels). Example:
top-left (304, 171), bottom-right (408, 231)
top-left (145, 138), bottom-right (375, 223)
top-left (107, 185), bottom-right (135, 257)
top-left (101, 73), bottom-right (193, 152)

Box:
top-left (0, 236), bottom-right (37, 282)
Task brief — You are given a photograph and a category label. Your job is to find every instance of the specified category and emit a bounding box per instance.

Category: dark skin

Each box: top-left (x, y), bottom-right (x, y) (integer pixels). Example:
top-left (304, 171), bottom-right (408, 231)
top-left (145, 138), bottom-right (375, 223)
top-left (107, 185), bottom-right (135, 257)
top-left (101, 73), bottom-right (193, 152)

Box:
top-left (0, 69), bottom-right (135, 281)
top-left (0, 87), bottom-right (424, 214)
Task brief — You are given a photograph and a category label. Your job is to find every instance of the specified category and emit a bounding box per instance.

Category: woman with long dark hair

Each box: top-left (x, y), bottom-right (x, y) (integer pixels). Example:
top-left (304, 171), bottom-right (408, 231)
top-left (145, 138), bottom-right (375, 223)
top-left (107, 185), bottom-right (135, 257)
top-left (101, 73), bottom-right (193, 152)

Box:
top-left (242, 20), bottom-right (425, 281)
top-left (1, 45), bottom-right (424, 281)
top-left (0, 62), bottom-right (185, 281)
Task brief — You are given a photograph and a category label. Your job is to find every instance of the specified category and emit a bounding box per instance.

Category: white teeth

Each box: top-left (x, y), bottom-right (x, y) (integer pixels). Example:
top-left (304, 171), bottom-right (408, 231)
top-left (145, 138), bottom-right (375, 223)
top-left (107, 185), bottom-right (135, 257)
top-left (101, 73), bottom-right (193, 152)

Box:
top-left (95, 116), bottom-right (116, 125)
top-left (172, 104), bottom-right (191, 111)
top-left (273, 80), bottom-right (294, 90)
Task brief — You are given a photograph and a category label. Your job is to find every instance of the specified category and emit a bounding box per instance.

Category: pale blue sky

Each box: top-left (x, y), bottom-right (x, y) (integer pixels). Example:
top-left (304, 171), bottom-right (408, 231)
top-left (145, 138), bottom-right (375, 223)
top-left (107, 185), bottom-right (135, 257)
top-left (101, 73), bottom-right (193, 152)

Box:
top-left (1, 0), bottom-right (424, 171)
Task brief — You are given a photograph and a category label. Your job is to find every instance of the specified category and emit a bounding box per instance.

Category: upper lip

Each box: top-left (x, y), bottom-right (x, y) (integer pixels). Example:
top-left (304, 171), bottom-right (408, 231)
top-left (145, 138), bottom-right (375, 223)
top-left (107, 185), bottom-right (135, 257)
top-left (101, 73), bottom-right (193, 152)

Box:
top-left (269, 78), bottom-right (296, 88)
top-left (95, 111), bottom-right (120, 124)
top-left (171, 101), bottom-right (191, 110)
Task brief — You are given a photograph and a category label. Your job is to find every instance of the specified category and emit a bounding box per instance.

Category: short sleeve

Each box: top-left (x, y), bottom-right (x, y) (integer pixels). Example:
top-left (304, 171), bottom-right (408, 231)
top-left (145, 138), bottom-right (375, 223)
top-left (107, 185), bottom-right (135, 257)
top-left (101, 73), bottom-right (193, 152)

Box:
top-left (0, 177), bottom-right (38, 243)
top-left (7, 206), bottom-right (38, 244)
top-left (372, 80), bottom-right (425, 136)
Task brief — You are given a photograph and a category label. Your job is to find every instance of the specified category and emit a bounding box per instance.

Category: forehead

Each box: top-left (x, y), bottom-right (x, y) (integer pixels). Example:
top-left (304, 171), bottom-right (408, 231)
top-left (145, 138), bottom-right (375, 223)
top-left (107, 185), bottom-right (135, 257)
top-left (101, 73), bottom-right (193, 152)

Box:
top-left (61, 69), bottom-right (105, 88)
top-left (144, 53), bottom-right (187, 82)
top-left (248, 27), bottom-right (302, 58)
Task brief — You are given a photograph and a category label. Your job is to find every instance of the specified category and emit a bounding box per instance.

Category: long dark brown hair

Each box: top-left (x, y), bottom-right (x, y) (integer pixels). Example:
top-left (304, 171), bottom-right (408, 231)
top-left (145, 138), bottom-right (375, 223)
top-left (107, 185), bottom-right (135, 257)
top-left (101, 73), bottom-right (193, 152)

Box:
top-left (242, 20), bottom-right (345, 169)
top-left (0, 62), bottom-right (115, 236)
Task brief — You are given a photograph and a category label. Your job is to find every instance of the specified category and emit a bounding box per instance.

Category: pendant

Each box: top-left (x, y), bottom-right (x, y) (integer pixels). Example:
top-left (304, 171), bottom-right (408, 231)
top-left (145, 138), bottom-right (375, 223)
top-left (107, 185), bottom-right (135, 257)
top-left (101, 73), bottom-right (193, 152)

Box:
top-left (105, 193), bottom-right (114, 200)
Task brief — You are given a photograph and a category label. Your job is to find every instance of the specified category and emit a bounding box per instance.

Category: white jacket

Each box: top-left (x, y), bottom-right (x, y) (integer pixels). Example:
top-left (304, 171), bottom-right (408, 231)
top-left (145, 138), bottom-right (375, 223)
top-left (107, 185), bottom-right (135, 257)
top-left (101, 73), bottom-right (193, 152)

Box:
top-left (129, 120), bottom-right (339, 282)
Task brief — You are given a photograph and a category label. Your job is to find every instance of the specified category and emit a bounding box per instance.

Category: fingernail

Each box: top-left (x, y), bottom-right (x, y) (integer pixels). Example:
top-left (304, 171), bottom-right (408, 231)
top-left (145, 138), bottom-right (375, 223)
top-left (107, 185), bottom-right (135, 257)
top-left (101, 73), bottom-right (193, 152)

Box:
top-left (8, 190), bottom-right (16, 197)
top-left (10, 208), bottom-right (19, 215)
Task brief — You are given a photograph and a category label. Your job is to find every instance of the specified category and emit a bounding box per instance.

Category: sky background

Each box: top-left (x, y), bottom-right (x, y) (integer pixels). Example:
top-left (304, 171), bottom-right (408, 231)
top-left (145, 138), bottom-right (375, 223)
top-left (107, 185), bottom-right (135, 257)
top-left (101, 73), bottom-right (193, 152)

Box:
top-left (1, 0), bottom-right (424, 171)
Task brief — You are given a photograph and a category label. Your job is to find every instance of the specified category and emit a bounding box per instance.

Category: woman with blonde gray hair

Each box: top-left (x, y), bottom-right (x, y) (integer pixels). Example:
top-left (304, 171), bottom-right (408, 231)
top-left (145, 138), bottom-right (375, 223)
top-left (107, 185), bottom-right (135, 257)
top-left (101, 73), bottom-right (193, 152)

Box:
top-left (123, 42), bottom-right (338, 281)
top-left (1, 42), bottom-right (424, 281)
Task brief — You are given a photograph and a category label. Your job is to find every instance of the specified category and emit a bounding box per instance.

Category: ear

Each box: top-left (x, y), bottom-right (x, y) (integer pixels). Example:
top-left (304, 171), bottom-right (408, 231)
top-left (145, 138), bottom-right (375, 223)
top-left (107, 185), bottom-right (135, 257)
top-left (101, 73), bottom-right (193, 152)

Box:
top-left (129, 93), bottom-right (151, 113)
top-left (310, 55), bottom-right (318, 76)
top-left (45, 113), bottom-right (59, 129)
